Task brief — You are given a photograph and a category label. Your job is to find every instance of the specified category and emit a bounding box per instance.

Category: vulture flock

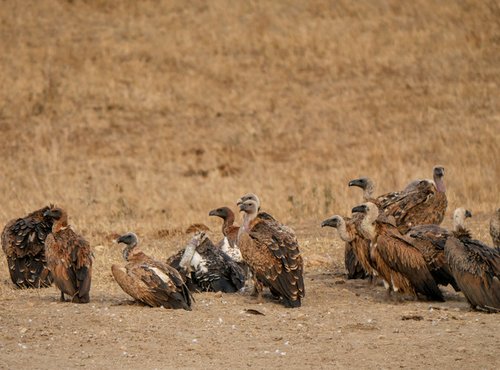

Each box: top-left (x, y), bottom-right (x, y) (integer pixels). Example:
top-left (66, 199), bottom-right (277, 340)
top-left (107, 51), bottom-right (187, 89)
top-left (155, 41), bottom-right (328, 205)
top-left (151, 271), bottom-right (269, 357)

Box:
top-left (1, 166), bottom-right (499, 313)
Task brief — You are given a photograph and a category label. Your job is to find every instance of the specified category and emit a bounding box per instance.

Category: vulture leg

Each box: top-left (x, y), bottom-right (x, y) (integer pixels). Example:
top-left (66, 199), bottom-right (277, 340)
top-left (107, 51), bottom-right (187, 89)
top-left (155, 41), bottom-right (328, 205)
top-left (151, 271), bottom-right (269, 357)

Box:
top-left (60, 291), bottom-right (66, 302)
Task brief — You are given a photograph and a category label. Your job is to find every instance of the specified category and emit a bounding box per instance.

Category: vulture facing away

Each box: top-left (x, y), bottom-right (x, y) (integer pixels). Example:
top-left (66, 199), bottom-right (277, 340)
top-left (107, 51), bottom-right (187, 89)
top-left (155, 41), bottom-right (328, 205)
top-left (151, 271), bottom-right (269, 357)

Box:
top-left (113, 232), bottom-right (192, 310)
top-left (167, 232), bottom-right (245, 293)
top-left (350, 166), bottom-right (448, 233)
top-left (44, 207), bottom-right (93, 303)
top-left (208, 206), bottom-right (243, 263)
top-left (237, 199), bottom-right (304, 308)
top-left (352, 202), bottom-right (444, 301)
top-left (1, 205), bottom-right (55, 288)
top-left (321, 214), bottom-right (372, 280)
top-left (490, 208), bottom-right (500, 250)
top-left (445, 209), bottom-right (500, 312)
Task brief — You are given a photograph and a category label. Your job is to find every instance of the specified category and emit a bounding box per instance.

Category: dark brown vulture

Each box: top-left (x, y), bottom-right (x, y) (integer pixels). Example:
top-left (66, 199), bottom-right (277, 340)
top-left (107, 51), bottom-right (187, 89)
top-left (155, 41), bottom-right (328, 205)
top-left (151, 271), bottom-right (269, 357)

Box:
top-left (1, 205), bottom-right (56, 288)
top-left (44, 207), bottom-right (93, 303)
top-left (352, 202), bottom-right (444, 301)
top-left (490, 208), bottom-right (500, 250)
top-left (445, 209), bottom-right (500, 312)
top-left (167, 232), bottom-right (245, 293)
top-left (321, 214), bottom-right (372, 280)
top-left (350, 166), bottom-right (448, 234)
top-left (237, 199), bottom-right (304, 308)
top-left (208, 206), bottom-right (243, 263)
top-left (114, 232), bottom-right (192, 310)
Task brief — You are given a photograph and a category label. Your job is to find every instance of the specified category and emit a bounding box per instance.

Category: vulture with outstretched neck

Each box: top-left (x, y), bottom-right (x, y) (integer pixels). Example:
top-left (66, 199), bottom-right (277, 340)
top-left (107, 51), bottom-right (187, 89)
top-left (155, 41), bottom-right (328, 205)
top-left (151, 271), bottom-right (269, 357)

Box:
top-left (167, 232), bottom-right (245, 293)
top-left (321, 214), bottom-right (372, 280)
top-left (1, 205), bottom-right (56, 288)
top-left (490, 208), bottom-right (500, 250)
top-left (445, 209), bottom-right (500, 312)
top-left (208, 206), bottom-right (243, 263)
top-left (237, 199), bottom-right (304, 308)
top-left (352, 202), bottom-right (444, 301)
top-left (350, 166), bottom-right (448, 233)
top-left (113, 232), bottom-right (192, 310)
top-left (44, 207), bottom-right (93, 303)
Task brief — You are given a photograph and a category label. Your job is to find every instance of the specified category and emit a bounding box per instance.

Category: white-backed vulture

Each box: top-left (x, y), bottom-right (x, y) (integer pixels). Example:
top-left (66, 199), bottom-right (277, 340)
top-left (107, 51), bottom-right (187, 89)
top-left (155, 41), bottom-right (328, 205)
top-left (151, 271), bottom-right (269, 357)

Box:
top-left (1, 205), bottom-right (56, 288)
top-left (237, 199), bottom-right (304, 308)
top-left (352, 202), bottom-right (444, 301)
top-left (167, 232), bottom-right (245, 293)
top-left (114, 232), bottom-right (192, 310)
top-left (349, 166), bottom-right (448, 233)
top-left (321, 214), bottom-right (372, 279)
top-left (44, 207), bottom-right (93, 303)
top-left (208, 206), bottom-right (243, 263)
top-left (490, 208), bottom-right (500, 250)
top-left (445, 208), bottom-right (500, 312)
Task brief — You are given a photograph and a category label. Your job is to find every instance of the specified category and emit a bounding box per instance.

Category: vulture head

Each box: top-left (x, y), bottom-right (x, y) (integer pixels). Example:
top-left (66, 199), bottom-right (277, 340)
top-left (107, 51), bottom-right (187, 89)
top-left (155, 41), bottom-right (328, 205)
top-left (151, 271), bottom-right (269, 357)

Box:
top-left (237, 193), bottom-right (261, 209)
top-left (321, 215), bottom-right (343, 229)
top-left (453, 208), bottom-right (472, 231)
top-left (433, 166), bottom-right (445, 179)
top-left (348, 177), bottom-right (375, 200)
top-left (209, 207), bottom-right (232, 220)
top-left (352, 202), bottom-right (379, 222)
top-left (43, 207), bottom-right (68, 231)
top-left (433, 166), bottom-right (446, 193)
top-left (239, 199), bottom-right (259, 216)
top-left (116, 232), bottom-right (139, 247)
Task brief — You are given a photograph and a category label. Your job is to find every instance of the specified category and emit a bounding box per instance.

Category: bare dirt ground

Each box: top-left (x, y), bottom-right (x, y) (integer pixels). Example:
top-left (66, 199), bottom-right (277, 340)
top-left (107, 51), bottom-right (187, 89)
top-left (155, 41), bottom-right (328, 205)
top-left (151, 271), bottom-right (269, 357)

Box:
top-left (0, 1), bottom-right (499, 369)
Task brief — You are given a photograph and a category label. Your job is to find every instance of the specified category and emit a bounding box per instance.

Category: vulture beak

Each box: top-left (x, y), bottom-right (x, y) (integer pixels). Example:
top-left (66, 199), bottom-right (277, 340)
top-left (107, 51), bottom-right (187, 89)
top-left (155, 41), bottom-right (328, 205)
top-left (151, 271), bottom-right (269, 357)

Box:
top-left (352, 204), bottom-right (368, 214)
top-left (116, 235), bottom-right (127, 244)
top-left (465, 210), bottom-right (472, 218)
top-left (348, 179), bottom-right (364, 188)
top-left (236, 198), bottom-right (243, 206)
top-left (321, 217), bottom-right (338, 228)
top-left (43, 209), bottom-right (54, 218)
top-left (208, 209), bottom-right (217, 217)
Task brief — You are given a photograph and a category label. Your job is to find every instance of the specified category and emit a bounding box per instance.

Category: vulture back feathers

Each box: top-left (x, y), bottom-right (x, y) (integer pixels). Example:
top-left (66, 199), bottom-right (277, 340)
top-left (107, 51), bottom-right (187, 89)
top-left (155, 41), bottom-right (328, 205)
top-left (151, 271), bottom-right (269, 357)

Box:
top-left (490, 208), bottom-right (500, 250)
top-left (1, 205), bottom-right (56, 288)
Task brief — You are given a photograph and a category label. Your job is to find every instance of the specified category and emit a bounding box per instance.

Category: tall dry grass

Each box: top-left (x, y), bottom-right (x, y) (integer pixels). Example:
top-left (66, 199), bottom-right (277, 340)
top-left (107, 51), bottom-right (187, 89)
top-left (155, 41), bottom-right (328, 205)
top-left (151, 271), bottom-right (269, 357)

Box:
top-left (0, 0), bottom-right (498, 263)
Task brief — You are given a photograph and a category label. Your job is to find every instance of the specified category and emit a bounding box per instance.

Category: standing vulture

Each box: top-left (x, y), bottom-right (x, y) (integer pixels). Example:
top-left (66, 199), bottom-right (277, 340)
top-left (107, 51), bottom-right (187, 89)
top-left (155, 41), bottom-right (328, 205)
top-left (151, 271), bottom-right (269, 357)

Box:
top-left (352, 202), bottom-right (444, 301)
top-left (1, 205), bottom-right (56, 288)
top-left (167, 232), bottom-right (245, 293)
top-left (490, 208), bottom-right (500, 250)
top-left (321, 214), bottom-right (372, 280)
top-left (237, 199), bottom-right (304, 308)
top-left (350, 166), bottom-right (448, 233)
top-left (208, 206), bottom-right (243, 263)
top-left (113, 232), bottom-right (192, 310)
top-left (44, 207), bottom-right (93, 303)
top-left (445, 209), bottom-right (500, 312)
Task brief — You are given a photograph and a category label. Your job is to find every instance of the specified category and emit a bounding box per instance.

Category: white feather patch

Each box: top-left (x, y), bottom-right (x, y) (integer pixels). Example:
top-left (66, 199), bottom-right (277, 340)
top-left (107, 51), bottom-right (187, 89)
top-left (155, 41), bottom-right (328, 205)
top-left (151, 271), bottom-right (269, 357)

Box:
top-left (150, 267), bottom-right (172, 285)
top-left (190, 252), bottom-right (208, 273)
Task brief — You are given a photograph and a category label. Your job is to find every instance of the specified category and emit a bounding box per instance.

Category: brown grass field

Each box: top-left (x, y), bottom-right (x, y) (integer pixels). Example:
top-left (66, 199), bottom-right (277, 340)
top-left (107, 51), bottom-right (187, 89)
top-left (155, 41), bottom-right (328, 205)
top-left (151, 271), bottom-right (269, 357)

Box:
top-left (0, 1), bottom-right (499, 369)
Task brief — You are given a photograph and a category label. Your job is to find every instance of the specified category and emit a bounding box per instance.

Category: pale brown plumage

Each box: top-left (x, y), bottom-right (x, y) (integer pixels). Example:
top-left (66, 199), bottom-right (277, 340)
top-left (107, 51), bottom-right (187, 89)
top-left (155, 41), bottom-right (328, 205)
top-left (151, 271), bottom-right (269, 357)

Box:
top-left (352, 202), bottom-right (444, 301)
top-left (237, 199), bottom-right (304, 308)
top-left (321, 214), bottom-right (372, 279)
top-left (113, 232), bottom-right (192, 310)
top-left (445, 208), bottom-right (500, 312)
top-left (490, 208), bottom-right (500, 250)
top-left (350, 166), bottom-right (448, 234)
top-left (44, 207), bottom-right (93, 303)
top-left (1, 205), bottom-right (56, 288)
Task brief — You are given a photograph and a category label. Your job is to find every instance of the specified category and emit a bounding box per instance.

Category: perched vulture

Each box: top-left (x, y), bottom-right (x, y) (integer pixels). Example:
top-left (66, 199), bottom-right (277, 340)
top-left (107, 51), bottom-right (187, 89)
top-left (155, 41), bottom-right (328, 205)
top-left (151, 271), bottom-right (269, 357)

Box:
top-left (321, 214), bottom-right (372, 280)
top-left (167, 232), bottom-right (245, 293)
top-left (352, 202), bottom-right (444, 301)
top-left (208, 206), bottom-right (243, 263)
top-left (44, 207), bottom-right (93, 303)
top-left (350, 166), bottom-right (448, 233)
top-left (113, 232), bottom-right (192, 310)
top-left (490, 208), bottom-right (500, 250)
top-left (237, 199), bottom-right (304, 308)
top-left (1, 205), bottom-right (56, 288)
top-left (445, 209), bottom-right (500, 312)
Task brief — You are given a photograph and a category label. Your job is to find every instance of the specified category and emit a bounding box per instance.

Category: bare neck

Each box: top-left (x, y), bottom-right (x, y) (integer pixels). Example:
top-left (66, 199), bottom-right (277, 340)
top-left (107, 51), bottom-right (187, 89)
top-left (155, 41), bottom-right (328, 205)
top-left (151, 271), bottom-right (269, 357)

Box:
top-left (222, 212), bottom-right (235, 236)
top-left (434, 175), bottom-right (446, 193)
top-left (336, 218), bottom-right (354, 242)
top-left (52, 216), bottom-right (69, 233)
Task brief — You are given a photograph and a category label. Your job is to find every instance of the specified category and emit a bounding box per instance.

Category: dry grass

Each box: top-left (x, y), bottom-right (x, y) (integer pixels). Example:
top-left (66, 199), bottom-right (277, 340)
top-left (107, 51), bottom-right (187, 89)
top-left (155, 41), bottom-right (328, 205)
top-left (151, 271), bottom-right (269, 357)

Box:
top-left (0, 0), bottom-right (498, 254)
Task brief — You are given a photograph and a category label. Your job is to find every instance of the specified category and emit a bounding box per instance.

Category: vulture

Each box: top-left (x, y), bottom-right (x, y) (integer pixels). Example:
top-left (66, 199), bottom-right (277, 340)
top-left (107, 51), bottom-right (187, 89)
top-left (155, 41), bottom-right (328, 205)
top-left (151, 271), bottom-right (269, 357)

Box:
top-left (445, 208), bottom-right (500, 312)
top-left (208, 206), bottom-right (243, 263)
top-left (44, 207), bottom-right (93, 303)
top-left (321, 214), bottom-right (372, 280)
top-left (1, 205), bottom-right (56, 288)
top-left (113, 232), bottom-right (192, 310)
top-left (349, 166), bottom-right (448, 233)
top-left (352, 202), bottom-right (444, 301)
top-left (490, 208), bottom-right (500, 250)
top-left (237, 199), bottom-right (304, 308)
top-left (167, 232), bottom-right (245, 293)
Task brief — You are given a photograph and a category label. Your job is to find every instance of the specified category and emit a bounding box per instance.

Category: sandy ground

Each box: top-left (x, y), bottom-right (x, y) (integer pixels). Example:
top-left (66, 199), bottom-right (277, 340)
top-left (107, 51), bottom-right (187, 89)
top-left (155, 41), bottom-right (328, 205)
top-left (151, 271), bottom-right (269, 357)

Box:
top-left (1, 221), bottom-right (498, 370)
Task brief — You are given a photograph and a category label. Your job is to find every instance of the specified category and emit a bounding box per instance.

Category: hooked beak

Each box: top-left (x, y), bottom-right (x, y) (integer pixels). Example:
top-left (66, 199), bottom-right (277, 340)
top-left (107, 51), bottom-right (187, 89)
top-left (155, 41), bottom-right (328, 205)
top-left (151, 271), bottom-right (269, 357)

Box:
top-left (465, 209), bottom-right (472, 218)
top-left (352, 205), bottom-right (367, 214)
top-left (321, 217), bottom-right (338, 228)
top-left (348, 179), bottom-right (364, 188)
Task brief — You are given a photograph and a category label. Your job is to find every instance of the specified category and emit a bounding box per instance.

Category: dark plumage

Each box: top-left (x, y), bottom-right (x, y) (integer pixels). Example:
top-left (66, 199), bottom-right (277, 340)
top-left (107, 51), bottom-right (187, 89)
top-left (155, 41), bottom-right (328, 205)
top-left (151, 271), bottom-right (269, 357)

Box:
top-left (490, 208), bottom-right (500, 250)
top-left (1, 205), bottom-right (55, 288)
top-left (321, 214), bottom-right (372, 280)
top-left (445, 209), bottom-right (500, 312)
top-left (352, 202), bottom-right (444, 301)
top-left (113, 232), bottom-right (192, 310)
top-left (167, 232), bottom-right (245, 293)
top-left (44, 207), bottom-right (93, 303)
top-left (238, 199), bottom-right (304, 308)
